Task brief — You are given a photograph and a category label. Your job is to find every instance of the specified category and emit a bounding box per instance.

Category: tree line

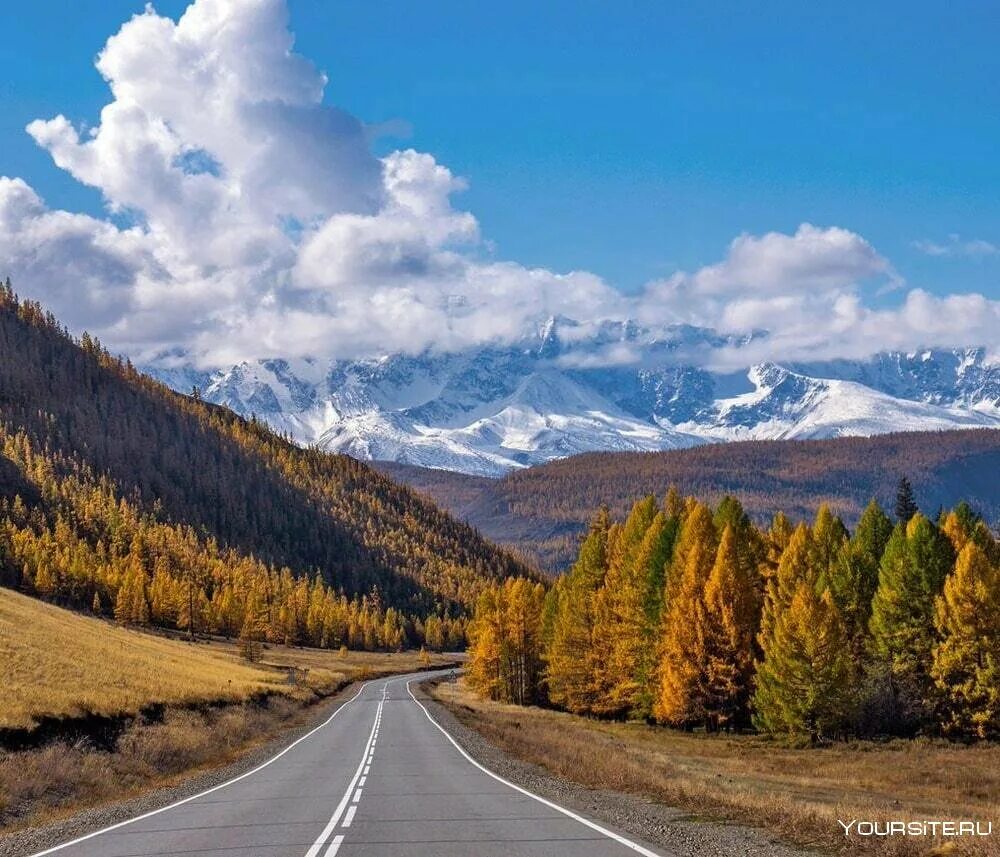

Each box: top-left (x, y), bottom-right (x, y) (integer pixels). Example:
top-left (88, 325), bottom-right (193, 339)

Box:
top-left (0, 427), bottom-right (467, 651)
top-left (0, 280), bottom-right (529, 648)
top-left (468, 480), bottom-right (1000, 740)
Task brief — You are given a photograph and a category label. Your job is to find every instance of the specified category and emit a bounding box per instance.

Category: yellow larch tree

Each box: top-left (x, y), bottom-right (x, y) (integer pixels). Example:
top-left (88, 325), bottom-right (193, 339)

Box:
top-left (931, 542), bottom-right (1000, 738)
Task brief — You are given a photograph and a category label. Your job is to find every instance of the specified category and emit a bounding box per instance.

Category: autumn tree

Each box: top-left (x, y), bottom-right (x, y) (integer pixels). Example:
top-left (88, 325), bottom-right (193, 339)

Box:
top-left (931, 542), bottom-right (1000, 738)
top-left (654, 502), bottom-right (717, 726)
top-left (591, 496), bottom-right (659, 717)
top-left (545, 507), bottom-right (611, 714)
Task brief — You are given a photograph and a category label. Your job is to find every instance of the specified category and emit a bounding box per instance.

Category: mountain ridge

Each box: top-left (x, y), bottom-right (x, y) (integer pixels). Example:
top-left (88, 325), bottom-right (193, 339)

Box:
top-left (146, 317), bottom-right (1000, 476)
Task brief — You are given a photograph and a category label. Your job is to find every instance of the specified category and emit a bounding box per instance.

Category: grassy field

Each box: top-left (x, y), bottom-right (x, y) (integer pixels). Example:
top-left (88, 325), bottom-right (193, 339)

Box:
top-left (433, 680), bottom-right (1000, 857)
top-left (0, 587), bottom-right (456, 731)
top-left (0, 587), bottom-right (458, 832)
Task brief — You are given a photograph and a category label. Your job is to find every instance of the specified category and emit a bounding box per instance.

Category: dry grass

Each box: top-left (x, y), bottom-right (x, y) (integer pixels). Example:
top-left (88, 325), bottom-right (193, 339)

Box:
top-left (0, 587), bottom-right (459, 730)
top-left (433, 681), bottom-right (1000, 857)
top-left (0, 697), bottom-right (303, 830)
top-left (0, 587), bottom-right (460, 833)
top-left (0, 588), bottom-right (270, 729)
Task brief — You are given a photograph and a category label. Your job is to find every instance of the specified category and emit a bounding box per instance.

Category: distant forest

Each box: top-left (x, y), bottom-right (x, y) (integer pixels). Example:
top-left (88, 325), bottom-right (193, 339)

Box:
top-left (0, 281), bottom-right (529, 651)
top-left (378, 430), bottom-right (1000, 571)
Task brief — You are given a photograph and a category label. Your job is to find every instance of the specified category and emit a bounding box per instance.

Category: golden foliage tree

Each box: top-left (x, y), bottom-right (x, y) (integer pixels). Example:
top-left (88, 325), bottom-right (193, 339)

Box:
top-left (931, 542), bottom-right (1000, 738)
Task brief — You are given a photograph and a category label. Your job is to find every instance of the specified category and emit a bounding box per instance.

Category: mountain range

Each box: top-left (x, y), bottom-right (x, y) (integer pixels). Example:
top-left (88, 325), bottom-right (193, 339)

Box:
top-left (148, 317), bottom-right (1000, 477)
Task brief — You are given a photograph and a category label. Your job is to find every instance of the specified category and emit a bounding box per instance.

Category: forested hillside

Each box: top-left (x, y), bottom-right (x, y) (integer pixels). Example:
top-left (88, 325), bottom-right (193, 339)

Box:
top-left (0, 282), bottom-right (527, 649)
top-left (468, 488), bottom-right (1000, 740)
top-left (377, 430), bottom-right (1000, 571)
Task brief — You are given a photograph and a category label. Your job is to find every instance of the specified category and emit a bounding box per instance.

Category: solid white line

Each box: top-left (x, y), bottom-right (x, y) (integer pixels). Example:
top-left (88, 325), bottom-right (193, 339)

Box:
top-left (405, 680), bottom-right (663, 857)
top-left (342, 805), bottom-right (357, 828)
top-left (27, 681), bottom-right (374, 857)
top-left (323, 834), bottom-right (345, 856)
top-left (303, 686), bottom-right (385, 857)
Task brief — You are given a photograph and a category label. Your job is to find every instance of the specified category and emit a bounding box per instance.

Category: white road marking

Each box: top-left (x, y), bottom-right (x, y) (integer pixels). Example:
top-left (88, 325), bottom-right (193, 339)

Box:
top-left (323, 834), bottom-right (345, 856)
top-left (303, 683), bottom-right (386, 857)
top-left (363, 765), bottom-right (370, 775)
top-left (342, 805), bottom-right (357, 828)
top-left (358, 776), bottom-right (367, 787)
top-left (27, 680), bottom-right (374, 857)
top-left (406, 679), bottom-right (663, 857)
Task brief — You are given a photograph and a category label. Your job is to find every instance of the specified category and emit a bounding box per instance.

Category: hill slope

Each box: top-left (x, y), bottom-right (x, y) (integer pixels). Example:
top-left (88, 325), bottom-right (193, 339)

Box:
top-left (0, 284), bottom-right (526, 625)
top-left (376, 429), bottom-right (1000, 571)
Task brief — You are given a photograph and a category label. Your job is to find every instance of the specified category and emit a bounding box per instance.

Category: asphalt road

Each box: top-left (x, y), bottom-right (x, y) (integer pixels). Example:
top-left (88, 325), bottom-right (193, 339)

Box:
top-left (30, 671), bottom-right (665, 857)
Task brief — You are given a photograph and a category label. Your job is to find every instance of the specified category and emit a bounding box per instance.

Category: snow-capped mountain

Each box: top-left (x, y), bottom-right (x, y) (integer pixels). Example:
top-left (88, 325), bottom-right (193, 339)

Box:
top-left (146, 318), bottom-right (1000, 476)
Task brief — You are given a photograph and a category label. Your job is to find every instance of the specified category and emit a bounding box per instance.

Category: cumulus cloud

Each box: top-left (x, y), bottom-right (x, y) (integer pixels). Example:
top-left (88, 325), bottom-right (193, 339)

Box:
top-left (1, 0), bottom-right (998, 370)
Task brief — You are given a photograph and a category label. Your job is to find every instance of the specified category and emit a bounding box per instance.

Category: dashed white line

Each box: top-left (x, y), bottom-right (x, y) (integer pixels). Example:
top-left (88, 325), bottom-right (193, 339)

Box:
top-left (342, 805), bottom-right (357, 828)
top-left (27, 680), bottom-right (374, 857)
top-left (303, 684), bottom-right (385, 857)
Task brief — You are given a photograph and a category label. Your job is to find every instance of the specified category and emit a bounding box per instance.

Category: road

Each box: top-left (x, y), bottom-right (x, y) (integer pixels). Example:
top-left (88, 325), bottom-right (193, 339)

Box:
top-left (30, 671), bottom-right (665, 857)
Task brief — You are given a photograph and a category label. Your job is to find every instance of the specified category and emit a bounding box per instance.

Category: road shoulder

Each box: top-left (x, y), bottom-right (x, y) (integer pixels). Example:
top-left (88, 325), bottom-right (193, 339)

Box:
top-left (0, 680), bottom-right (370, 857)
top-left (414, 680), bottom-right (819, 857)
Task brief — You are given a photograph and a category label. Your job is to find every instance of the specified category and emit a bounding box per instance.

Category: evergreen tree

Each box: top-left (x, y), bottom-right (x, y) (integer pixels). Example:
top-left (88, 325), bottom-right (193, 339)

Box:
top-left (545, 508), bottom-right (611, 714)
top-left (894, 476), bottom-right (918, 524)
top-left (869, 515), bottom-right (954, 729)
top-left (752, 584), bottom-right (853, 741)
top-left (931, 543), bottom-right (1000, 738)
top-left (592, 496), bottom-right (660, 717)
top-left (811, 504), bottom-right (849, 592)
top-left (829, 499), bottom-right (893, 659)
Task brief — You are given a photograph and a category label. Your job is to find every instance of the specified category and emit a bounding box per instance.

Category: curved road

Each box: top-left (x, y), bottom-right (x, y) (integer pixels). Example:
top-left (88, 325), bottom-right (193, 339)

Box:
top-left (30, 672), bottom-right (665, 857)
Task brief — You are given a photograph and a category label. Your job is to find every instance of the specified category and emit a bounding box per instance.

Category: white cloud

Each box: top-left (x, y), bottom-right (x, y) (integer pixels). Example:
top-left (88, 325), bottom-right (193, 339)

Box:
top-left (1, 0), bottom-right (998, 371)
top-left (913, 234), bottom-right (998, 257)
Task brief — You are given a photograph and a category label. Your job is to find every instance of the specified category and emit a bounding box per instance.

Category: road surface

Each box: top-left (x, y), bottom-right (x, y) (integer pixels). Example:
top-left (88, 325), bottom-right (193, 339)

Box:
top-left (30, 671), bottom-right (664, 857)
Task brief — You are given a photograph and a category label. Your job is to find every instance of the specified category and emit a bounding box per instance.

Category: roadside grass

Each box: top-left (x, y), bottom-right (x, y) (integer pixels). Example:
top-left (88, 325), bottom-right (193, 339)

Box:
top-left (432, 680), bottom-right (1000, 857)
top-left (0, 587), bottom-right (459, 833)
top-left (1, 587), bottom-right (273, 729)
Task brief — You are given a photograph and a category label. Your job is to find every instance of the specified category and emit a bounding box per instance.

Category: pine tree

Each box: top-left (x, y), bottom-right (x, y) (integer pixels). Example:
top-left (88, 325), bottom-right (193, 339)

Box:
top-left (752, 584), bottom-right (853, 741)
top-left (931, 543), bottom-right (1000, 738)
top-left (869, 514), bottom-right (954, 729)
top-left (828, 499), bottom-right (892, 659)
top-left (114, 557), bottom-right (150, 626)
top-left (592, 496), bottom-right (658, 716)
top-left (631, 510), bottom-right (680, 718)
top-left (894, 476), bottom-right (918, 524)
top-left (546, 508), bottom-right (611, 714)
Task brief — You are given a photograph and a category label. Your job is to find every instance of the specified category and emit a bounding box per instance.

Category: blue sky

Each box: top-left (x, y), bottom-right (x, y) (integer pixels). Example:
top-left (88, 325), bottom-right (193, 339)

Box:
top-left (4, 0), bottom-right (999, 296)
top-left (0, 0), bottom-right (997, 364)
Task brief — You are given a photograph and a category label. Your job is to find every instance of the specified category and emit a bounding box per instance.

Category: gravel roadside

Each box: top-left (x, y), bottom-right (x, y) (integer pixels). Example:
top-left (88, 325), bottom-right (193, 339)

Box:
top-left (413, 680), bottom-right (823, 857)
